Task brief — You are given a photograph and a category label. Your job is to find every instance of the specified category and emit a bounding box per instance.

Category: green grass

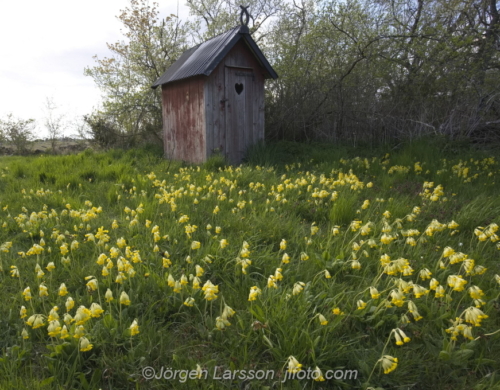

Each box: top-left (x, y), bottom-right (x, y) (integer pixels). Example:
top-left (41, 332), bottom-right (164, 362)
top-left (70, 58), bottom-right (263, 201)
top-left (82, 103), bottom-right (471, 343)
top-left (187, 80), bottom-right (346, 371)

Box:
top-left (0, 140), bottom-right (499, 389)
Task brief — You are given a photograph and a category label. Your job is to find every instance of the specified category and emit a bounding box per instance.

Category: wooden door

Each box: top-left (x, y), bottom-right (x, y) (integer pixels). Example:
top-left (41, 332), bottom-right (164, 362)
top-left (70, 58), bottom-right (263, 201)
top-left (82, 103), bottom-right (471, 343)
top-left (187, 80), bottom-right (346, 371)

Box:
top-left (224, 66), bottom-right (256, 164)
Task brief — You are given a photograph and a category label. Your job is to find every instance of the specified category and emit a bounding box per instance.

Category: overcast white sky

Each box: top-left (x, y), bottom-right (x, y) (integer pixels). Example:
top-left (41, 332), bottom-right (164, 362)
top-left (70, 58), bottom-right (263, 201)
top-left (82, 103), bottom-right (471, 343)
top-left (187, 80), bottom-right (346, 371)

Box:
top-left (0, 0), bottom-right (190, 138)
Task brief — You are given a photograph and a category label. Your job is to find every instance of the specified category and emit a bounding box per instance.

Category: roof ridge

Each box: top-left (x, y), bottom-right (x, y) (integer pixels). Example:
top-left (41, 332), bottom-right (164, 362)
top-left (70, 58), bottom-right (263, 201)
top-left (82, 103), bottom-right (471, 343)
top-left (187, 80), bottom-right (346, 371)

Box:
top-left (151, 25), bottom-right (277, 88)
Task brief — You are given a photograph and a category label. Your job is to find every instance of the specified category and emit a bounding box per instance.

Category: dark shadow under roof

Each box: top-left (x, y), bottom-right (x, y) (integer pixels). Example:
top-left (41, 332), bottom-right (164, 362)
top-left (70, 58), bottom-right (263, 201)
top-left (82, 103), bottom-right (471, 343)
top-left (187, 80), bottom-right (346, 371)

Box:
top-left (152, 26), bottom-right (278, 89)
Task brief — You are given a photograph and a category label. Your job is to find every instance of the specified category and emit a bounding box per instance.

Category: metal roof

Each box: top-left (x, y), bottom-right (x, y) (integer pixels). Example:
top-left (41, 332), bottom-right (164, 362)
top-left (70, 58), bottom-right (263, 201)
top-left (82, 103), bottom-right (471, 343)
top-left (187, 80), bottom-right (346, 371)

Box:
top-left (152, 26), bottom-right (278, 88)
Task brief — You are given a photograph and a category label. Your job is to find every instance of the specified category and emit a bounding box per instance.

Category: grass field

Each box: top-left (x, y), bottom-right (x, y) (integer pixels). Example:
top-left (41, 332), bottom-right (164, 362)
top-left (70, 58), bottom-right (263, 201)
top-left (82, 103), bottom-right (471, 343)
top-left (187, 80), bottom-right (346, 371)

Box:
top-left (0, 140), bottom-right (499, 389)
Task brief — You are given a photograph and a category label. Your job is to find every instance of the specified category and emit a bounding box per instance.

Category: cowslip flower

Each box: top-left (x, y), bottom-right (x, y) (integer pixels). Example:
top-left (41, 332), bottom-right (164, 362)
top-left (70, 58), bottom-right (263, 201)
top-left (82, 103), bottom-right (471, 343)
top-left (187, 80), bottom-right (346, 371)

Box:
top-left (63, 313), bottom-right (74, 325)
top-left (447, 275), bottom-right (467, 291)
top-left (222, 304), bottom-right (235, 319)
top-left (85, 277), bottom-right (98, 292)
top-left (300, 252), bottom-right (309, 261)
top-left (357, 300), bottom-right (367, 310)
top-left (370, 287), bottom-right (380, 299)
top-left (240, 244), bottom-right (250, 258)
top-left (468, 286), bottom-right (484, 300)
top-left (47, 320), bottom-right (62, 337)
top-left (292, 282), bottom-right (305, 295)
top-left (318, 314), bottom-right (328, 326)
top-left (443, 246), bottom-right (455, 257)
top-left (10, 266), bottom-right (20, 278)
top-left (65, 297), bottom-right (75, 311)
top-left (215, 316), bottom-right (231, 330)
top-left (90, 303), bottom-right (104, 318)
top-left (184, 297), bottom-right (195, 307)
top-left (192, 276), bottom-right (201, 290)
top-left (379, 355), bottom-right (398, 374)
top-left (163, 257), bottom-right (172, 268)
top-left (280, 239), bottom-right (286, 250)
top-left (412, 284), bottom-right (429, 298)
top-left (463, 306), bottom-right (488, 326)
top-left (58, 283), bottom-right (68, 296)
top-left (120, 291), bottom-right (131, 305)
top-left (130, 319), bottom-right (139, 336)
top-left (287, 356), bottom-right (302, 373)
top-left (282, 253), bottom-right (290, 264)
top-left (393, 328), bottom-right (411, 345)
top-left (267, 275), bottom-right (278, 289)
top-left (22, 287), bottom-right (32, 301)
top-left (220, 239), bottom-right (229, 249)
top-left (20, 306), bottom-right (27, 319)
top-left (191, 241), bottom-right (201, 250)
top-left (26, 314), bottom-right (45, 329)
top-left (48, 306), bottom-right (59, 322)
top-left (59, 325), bottom-right (69, 339)
top-left (46, 262), bottom-right (56, 272)
top-left (79, 336), bottom-right (93, 352)
top-left (105, 289), bottom-right (114, 302)
top-left (39, 283), bottom-right (49, 298)
top-left (74, 306), bottom-right (92, 325)
top-left (434, 285), bottom-right (445, 298)
top-left (351, 260), bottom-right (361, 270)
top-left (408, 300), bottom-right (423, 321)
top-left (429, 278), bottom-right (439, 290)
top-left (311, 366), bottom-right (325, 382)
top-left (311, 223), bottom-right (319, 236)
top-left (248, 286), bottom-right (262, 301)
top-left (195, 265), bottom-right (204, 277)
top-left (419, 268), bottom-right (432, 280)
top-left (202, 281), bottom-right (219, 301)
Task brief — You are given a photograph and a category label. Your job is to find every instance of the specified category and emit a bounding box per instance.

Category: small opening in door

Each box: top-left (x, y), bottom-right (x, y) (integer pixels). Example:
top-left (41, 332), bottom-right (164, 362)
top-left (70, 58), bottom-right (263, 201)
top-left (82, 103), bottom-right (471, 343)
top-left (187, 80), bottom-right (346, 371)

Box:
top-left (235, 83), bottom-right (244, 95)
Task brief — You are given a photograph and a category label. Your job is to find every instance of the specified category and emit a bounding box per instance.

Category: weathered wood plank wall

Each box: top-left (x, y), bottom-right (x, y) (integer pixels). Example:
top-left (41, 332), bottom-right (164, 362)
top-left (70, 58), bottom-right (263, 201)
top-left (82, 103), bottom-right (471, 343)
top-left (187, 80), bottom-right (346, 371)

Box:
top-left (162, 76), bottom-right (206, 163)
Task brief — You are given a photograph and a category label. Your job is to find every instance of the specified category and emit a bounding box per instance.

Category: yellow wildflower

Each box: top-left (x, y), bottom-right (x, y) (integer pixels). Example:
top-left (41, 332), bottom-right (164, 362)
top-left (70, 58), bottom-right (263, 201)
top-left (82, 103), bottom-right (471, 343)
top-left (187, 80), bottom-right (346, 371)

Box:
top-left (248, 286), bottom-right (262, 301)
top-left (130, 319), bottom-right (140, 336)
top-left (292, 282), bottom-right (305, 295)
top-left (379, 355), bottom-right (398, 374)
top-left (79, 336), bottom-right (93, 352)
top-left (318, 314), bottom-right (328, 325)
top-left (184, 297), bottom-right (195, 307)
top-left (287, 356), bottom-right (302, 373)
top-left (120, 291), bottom-right (131, 305)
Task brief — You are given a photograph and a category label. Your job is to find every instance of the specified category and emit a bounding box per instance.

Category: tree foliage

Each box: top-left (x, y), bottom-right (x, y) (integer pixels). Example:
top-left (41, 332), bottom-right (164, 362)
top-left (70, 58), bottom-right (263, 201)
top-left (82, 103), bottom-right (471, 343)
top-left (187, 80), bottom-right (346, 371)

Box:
top-left (84, 0), bottom-right (190, 145)
top-left (0, 114), bottom-right (35, 154)
top-left (86, 0), bottom-right (500, 146)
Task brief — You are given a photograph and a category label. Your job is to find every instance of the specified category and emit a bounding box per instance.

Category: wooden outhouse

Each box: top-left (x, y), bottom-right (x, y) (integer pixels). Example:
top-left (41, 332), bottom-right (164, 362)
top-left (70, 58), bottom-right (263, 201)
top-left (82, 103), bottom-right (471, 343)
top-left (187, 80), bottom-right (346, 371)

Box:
top-left (152, 20), bottom-right (278, 165)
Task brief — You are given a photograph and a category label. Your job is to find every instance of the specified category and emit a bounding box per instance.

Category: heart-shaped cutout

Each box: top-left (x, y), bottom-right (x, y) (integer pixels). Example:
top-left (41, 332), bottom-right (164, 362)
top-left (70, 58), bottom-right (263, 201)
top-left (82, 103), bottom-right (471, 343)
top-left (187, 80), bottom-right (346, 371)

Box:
top-left (235, 83), bottom-right (244, 95)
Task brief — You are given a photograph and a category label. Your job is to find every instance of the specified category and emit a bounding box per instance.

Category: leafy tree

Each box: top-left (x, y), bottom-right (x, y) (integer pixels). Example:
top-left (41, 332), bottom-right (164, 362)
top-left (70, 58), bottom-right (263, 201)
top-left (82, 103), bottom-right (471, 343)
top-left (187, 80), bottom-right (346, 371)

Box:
top-left (86, 0), bottom-right (500, 146)
top-left (84, 0), bottom-right (191, 144)
top-left (0, 114), bottom-right (35, 154)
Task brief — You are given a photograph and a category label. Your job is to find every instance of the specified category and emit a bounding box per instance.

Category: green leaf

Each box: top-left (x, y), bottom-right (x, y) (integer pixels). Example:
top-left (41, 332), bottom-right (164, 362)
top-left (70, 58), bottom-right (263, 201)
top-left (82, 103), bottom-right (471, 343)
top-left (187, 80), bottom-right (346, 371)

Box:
top-left (438, 350), bottom-right (451, 361)
top-left (103, 313), bottom-right (116, 329)
top-left (452, 349), bottom-right (474, 363)
top-left (40, 377), bottom-right (55, 386)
